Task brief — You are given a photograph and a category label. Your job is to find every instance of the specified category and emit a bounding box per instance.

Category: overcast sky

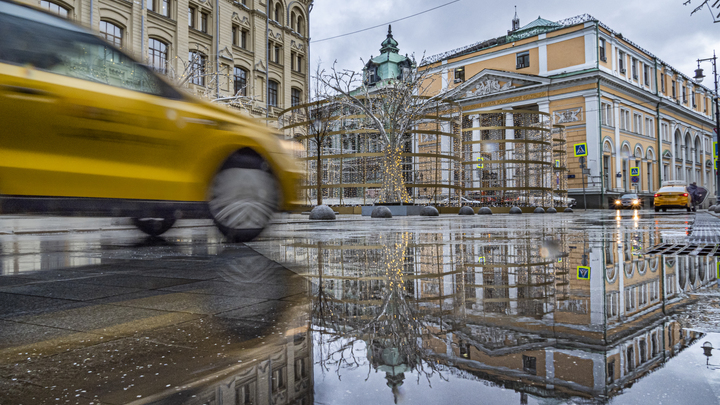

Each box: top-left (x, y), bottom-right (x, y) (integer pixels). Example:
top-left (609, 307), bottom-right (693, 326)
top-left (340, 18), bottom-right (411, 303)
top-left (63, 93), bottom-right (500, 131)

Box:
top-left (308, 0), bottom-right (719, 84)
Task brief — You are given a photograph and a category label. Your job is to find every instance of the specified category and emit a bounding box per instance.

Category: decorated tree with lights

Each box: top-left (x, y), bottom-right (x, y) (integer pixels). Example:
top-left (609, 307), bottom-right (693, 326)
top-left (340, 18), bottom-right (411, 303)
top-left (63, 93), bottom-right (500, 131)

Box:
top-left (319, 27), bottom-right (442, 204)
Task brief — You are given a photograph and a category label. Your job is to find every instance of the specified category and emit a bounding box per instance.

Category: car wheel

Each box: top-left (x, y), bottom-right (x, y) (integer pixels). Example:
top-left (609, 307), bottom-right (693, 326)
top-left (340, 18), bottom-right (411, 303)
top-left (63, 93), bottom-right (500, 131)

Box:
top-left (687, 206), bottom-right (691, 212)
top-left (654, 207), bottom-right (659, 212)
top-left (662, 208), bottom-right (667, 212)
top-left (209, 153), bottom-right (279, 243)
top-left (132, 217), bottom-right (176, 236)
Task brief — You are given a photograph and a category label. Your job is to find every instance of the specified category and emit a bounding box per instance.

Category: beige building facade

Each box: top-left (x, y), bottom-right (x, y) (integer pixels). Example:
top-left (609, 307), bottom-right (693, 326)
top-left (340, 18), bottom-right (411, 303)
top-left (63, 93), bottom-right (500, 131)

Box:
top-left (422, 13), bottom-right (717, 208)
top-left (21, 0), bottom-right (312, 119)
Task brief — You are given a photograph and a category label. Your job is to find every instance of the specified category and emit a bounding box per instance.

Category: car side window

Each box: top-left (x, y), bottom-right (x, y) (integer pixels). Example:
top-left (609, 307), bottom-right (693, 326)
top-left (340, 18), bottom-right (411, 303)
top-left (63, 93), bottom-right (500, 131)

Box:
top-left (0, 8), bottom-right (182, 100)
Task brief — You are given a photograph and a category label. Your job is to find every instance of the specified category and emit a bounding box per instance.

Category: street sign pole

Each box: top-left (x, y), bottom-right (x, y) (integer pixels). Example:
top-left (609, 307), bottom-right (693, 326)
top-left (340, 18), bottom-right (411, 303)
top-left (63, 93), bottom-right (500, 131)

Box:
top-left (580, 156), bottom-right (587, 210)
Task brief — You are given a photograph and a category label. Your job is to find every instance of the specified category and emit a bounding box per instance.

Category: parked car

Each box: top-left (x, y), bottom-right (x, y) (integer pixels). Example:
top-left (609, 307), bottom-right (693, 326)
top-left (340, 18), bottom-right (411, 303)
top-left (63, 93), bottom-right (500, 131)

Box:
top-left (0, 0), bottom-right (302, 241)
top-left (614, 193), bottom-right (642, 209)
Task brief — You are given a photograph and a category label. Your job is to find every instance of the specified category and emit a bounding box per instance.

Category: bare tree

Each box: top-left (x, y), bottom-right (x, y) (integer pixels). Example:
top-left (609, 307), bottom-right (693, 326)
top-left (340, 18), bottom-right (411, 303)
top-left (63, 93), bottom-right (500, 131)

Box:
top-left (684, 0), bottom-right (720, 22)
top-left (319, 60), bottom-right (441, 204)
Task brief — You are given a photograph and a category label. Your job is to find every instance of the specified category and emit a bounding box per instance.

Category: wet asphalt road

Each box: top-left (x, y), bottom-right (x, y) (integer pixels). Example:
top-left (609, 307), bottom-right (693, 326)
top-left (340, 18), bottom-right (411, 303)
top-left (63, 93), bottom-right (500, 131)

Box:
top-left (0, 210), bottom-right (719, 404)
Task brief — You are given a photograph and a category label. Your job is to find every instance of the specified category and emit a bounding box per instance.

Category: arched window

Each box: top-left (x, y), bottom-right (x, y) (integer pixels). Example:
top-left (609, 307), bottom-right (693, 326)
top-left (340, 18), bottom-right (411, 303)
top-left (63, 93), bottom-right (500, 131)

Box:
top-left (268, 79), bottom-right (279, 106)
top-left (675, 130), bottom-right (682, 157)
top-left (685, 133), bottom-right (691, 161)
top-left (290, 10), bottom-right (296, 30)
top-left (99, 21), bottom-right (123, 48)
top-left (233, 66), bottom-right (247, 96)
top-left (148, 38), bottom-right (168, 73)
top-left (694, 137), bottom-right (701, 163)
top-left (297, 15), bottom-right (305, 36)
top-left (274, 2), bottom-right (282, 23)
top-left (40, 0), bottom-right (69, 17)
top-left (189, 50), bottom-right (206, 86)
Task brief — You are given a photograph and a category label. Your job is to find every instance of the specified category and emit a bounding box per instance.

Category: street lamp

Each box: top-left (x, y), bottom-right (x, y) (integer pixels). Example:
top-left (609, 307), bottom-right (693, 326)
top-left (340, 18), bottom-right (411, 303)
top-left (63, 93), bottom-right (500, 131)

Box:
top-left (693, 50), bottom-right (720, 204)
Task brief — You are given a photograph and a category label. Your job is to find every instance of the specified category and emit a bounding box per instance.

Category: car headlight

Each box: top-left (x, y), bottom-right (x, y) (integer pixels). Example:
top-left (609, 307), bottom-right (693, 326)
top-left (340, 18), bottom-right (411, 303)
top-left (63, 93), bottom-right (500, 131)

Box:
top-left (615, 200), bottom-right (622, 205)
top-left (632, 199), bottom-right (639, 204)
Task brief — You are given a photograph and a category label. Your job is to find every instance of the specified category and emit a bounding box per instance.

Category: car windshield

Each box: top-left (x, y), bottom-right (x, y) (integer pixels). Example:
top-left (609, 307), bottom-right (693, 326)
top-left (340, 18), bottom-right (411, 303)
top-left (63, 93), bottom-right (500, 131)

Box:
top-left (621, 194), bottom-right (638, 199)
top-left (658, 187), bottom-right (686, 193)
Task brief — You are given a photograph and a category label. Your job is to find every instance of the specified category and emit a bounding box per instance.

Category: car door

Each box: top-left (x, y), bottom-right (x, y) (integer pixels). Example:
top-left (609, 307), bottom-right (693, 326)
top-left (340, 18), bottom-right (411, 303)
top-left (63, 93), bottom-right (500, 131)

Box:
top-left (0, 3), bottom-right (197, 201)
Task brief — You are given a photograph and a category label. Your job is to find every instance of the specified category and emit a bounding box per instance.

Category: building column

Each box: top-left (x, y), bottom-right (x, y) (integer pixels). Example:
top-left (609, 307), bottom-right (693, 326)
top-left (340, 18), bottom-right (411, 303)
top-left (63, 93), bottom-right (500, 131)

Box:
top-left (614, 101), bottom-right (622, 189)
top-left (505, 112), bottom-right (514, 191)
top-left (472, 115), bottom-right (480, 190)
top-left (670, 121), bottom-right (677, 180)
top-left (702, 133), bottom-right (707, 189)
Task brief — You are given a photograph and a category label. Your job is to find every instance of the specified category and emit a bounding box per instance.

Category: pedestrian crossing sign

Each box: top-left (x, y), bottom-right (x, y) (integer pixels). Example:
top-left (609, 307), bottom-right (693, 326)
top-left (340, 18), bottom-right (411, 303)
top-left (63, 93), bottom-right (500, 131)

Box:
top-left (577, 266), bottom-right (590, 280)
top-left (555, 160), bottom-right (561, 168)
top-left (476, 156), bottom-right (484, 169)
top-left (574, 143), bottom-right (588, 157)
top-left (478, 256), bottom-right (485, 264)
top-left (630, 167), bottom-right (640, 176)
top-left (715, 141), bottom-right (718, 158)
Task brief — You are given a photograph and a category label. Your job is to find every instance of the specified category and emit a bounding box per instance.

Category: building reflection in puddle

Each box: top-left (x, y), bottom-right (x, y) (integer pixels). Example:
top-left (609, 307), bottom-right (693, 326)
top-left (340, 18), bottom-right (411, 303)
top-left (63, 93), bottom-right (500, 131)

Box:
top-left (263, 222), bottom-right (717, 402)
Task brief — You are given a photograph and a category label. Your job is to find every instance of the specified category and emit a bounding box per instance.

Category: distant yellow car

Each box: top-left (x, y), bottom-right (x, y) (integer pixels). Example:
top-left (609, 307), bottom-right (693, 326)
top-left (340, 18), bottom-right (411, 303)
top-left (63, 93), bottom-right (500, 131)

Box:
top-left (653, 184), bottom-right (691, 212)
top-left (0, 0), bottom-right (301, 241)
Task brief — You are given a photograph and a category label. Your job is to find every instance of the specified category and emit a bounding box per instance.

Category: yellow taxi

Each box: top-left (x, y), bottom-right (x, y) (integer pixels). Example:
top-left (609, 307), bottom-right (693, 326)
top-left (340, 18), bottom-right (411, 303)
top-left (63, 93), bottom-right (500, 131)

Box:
top-left (0, 0), bottom-right (302, 241)
top-left (653, 181), bottom-right (692, 212)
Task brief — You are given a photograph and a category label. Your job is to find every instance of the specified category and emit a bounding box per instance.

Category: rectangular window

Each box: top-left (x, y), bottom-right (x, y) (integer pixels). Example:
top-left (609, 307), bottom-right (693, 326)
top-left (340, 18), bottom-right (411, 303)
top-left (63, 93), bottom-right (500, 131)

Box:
top-left (645, 117), bottom-right (654, 137)
top-left (618, 51), bottom-right (626, 73)
top-left (516, 51), bottom-right (530, 69)
top-left (661, 73), bottom-right (665, 93)
top-left (599, 38), bottom-right (607, 62)
top-left (200, 12), bottom-right (207, 33)
top-left (233, 66), bottom-right (246, 96)
top-left (692, 91), bottom-right (697, 108)
top-left (296, 54), bottom-right (303, 73)
top-left (241, 29), bottom-right (248, 49)
top-left (644, 65), bottom-right (650, 87)
top-left (454, 67), bottom-right (465, 82)
top-left (632, 58), bottom-right (638, 79)
top-left (232, 25), bottom-right (238, 46)
top-left (602, 102), bottom-right (613, 126)
top-left (274, 44), bottom-right (281, 64)
top-left (290, 51), bottom-right (296, 71)
top-left (268, 80), bottom-right (278, 106)
top-left (522, 355), bottom-right (537, 375)
top-left (682, 86), bottom-right (687, 104)
top-left (147, 0), bottom-right (155, 12)
top-left (160, 0), bottom-right (170, 17)
top-left (189, 51), bottom-right (206, 86)
top-left (291, 88), bottom-right (301, 106)
top-left (672, 80), bottom-right (676, 99)
top-left (188, 6), bottom-right (195, 27)
top-left (634, 113), bottom-right (642, 134)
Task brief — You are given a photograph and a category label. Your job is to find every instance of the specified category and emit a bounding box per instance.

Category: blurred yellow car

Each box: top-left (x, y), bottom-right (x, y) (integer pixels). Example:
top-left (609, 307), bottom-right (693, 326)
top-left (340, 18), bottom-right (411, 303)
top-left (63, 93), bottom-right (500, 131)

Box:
top-left (0, 0), bottom-right (301, 241)
top-left (653, 183), bottom-right (691, 212)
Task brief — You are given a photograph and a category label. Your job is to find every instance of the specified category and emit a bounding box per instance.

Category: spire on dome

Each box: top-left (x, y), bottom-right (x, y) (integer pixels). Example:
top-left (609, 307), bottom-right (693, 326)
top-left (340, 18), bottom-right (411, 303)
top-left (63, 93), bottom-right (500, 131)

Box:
top-left (511, 6), bottom-right (520, 31)
top-left (380, 24), bottom-right (399, 54)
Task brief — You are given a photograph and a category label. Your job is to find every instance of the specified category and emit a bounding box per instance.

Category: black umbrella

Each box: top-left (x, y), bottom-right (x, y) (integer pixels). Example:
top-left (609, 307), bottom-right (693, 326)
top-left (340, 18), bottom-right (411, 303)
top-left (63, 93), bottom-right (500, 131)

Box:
top-left (687, 183), bottom-right (708, 205)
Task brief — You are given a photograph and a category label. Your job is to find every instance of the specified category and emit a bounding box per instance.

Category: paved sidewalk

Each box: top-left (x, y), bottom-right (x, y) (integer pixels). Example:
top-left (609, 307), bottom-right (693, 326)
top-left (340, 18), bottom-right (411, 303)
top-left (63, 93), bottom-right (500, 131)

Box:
top-left (689, 211), bottom-right (720, 244)
top-left (0, 215), bottom-right (214, 235)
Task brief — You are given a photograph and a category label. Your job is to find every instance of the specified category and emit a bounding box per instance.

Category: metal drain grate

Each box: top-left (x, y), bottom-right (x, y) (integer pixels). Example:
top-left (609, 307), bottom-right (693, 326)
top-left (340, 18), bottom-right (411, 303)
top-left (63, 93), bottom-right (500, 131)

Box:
top-left (643, 243), bottom-right (720, 256)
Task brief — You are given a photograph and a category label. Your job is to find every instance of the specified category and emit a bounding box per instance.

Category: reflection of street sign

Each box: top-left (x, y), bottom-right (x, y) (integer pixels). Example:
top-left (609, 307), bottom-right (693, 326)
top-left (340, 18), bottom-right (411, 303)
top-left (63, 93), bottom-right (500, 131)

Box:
top-left (717, 261), bottom-right (719, 279)
top-left (577, 266), bottom-right (590, 280)
top-left (574, 143), bottom-right (588, 157)
top-left (558, 257), bottom-right (562, 263)
top-left (476, 156), bottom-right (484, 169)
top-left (555, 160), bottom-right (560, 168)
top-left (630, 167), bottom-right (640, 176)
top-left (478, 256), bottom-right (485, 264)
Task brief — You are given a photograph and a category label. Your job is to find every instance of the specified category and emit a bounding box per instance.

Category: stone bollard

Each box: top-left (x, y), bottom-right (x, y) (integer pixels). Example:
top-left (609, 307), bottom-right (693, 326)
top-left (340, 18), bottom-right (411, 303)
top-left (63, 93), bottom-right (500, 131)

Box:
top-left (309, 205), bottom-right (336, 220)
top-left (564, 208), bottom-right (574, 213)
top-left (371, 206), bottom-right (393, 218)
top-left (533, 207), bottom-right (545, 214)
top-left (420, 206), bottom-right (439, 216)
top-left (509, 207), bottom-right (522, 214)
top-left (546, 207), bottom-right (557, 214)
top-left (458, 206), bottom-right (475, 215)
top-left (478, 207), bottom-right (493, 215)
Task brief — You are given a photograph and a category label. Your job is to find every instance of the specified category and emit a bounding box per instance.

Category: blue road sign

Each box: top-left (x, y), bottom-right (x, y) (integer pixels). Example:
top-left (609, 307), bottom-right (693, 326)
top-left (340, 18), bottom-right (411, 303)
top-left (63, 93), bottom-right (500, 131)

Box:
top-left (577, 266), bottom-right (590, 280)
top-left (715, 141), bottom-right (718, 158)
top-left (630, 167), bottom-right (640, 176)
top-left (574, 143), bottom-right (588, 157)
top-left (631, 176), bottom-right (640, 183)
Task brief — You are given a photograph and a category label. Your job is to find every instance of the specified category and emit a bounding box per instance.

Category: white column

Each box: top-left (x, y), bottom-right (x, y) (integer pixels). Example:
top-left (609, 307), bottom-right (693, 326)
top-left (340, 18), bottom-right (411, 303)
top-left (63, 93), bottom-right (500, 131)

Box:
top-left (670, 121), bottom-right (677, 180)
top-left (585, 95), bottom-right (601, 191)
top-left (681, 133), bottom-right (687, 183)
top-left (590, 243), bottom-right (604, 325)
top-left (545, 349), bottom-right (555, 389)
top-left (614, 101), bottom-right (622, 189)
top-left (505, 112), bottom-right (514, 190)
top-left (472, 115), bottom-right (481, 189)
top-left (702, 134), bottom-right (707, 188)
